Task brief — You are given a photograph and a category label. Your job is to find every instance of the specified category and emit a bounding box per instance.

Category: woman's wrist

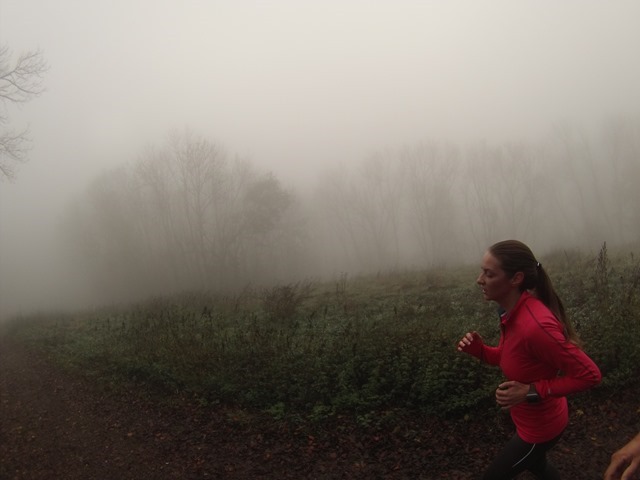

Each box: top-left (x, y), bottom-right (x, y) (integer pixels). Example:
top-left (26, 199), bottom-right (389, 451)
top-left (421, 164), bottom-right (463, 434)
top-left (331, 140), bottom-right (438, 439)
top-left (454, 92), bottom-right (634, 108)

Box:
top-left (526, 383), bottom-right (540, 403)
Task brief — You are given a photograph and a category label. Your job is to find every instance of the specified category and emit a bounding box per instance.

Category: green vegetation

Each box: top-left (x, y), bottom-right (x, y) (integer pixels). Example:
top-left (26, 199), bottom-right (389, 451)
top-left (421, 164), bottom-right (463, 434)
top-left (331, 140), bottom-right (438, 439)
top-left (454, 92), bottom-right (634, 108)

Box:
top-left (3, 244), bottom-right (639, 422)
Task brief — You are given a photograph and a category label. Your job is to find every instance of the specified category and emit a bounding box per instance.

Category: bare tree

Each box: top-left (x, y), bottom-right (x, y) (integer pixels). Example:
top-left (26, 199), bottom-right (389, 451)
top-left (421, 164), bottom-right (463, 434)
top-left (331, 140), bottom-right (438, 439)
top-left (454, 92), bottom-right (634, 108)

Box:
top-left (401, 142), bottom-right (460, 266)
top-left (313, 167), bottom-right (364, 271)
top-left (546, 125), bottom-right (615, 248)
top-left (460, 141), bottom-right (541, 250)
top-left (167, 129), bottom-right (228, 287)
top-left (0, 45), bottom-right (47, 181)
top-left (315, 151), bottom-right (406, 271)
top-left (494, 143), bottom-right (540, 240)
top-left (239, 173), bottom-right (301, 283)
top-left (462, 142), bottom-right (503, 250)
top-left (601, 116), bottom-right (640, 245)
top-left (133, 146), bottom-right (187, 289)
top-left (351, 151), bottom-right (405, 268)
top-left (60, 166), bottom-right (153, 302)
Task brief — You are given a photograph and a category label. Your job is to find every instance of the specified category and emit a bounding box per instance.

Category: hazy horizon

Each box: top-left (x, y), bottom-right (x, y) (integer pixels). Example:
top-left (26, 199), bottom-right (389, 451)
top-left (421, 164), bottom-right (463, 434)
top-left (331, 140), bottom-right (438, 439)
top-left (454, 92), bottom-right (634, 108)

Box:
top-left (1, 1), bottom-right (639, 319)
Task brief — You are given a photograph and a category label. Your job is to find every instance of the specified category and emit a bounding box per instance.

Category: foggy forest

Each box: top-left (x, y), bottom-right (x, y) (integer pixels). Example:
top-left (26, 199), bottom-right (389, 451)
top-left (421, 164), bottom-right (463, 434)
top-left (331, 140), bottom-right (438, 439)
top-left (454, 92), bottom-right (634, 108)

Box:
top-left (59, 121), bottom-right (640, 305)
top-left (1, 1), bottom-right (639, 317)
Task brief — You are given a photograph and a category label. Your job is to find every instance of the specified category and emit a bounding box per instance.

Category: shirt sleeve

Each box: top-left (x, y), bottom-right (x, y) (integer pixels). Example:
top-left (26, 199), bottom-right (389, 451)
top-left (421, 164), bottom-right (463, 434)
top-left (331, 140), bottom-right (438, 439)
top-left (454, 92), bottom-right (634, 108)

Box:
top-left (479, 344), bottom-right (502, 366)
top-left (462, 334), bottom-right (502, 366)
top-left (527, 314), bottom-right (601, 399)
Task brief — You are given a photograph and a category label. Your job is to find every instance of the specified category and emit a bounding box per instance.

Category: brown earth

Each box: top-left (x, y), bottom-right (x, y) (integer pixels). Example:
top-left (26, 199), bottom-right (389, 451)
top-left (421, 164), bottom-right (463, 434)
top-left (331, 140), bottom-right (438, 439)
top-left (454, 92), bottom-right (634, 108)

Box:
top-left (1, 335), bottom-right (638, 480)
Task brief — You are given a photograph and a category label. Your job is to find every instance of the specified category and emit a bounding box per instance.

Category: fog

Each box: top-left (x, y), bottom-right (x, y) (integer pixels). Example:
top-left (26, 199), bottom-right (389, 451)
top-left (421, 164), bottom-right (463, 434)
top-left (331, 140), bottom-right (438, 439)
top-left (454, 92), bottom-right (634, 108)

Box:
top-left (1, 1), bottom-right (639, 319)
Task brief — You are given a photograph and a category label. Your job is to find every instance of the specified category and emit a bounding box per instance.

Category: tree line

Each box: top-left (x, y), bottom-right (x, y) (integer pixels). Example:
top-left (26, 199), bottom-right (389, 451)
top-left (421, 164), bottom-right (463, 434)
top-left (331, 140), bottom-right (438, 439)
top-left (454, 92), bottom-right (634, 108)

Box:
top-left (309, 119), bottom-right (639, 274)
top-left (61, 118), bottom-right (640, 304)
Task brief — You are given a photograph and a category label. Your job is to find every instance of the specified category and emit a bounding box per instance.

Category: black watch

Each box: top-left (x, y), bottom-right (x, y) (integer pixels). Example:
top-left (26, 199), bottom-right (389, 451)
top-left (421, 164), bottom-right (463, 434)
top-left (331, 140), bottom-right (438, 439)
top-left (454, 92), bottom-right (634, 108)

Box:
top-left (526, 384), bottom-right (540, 403)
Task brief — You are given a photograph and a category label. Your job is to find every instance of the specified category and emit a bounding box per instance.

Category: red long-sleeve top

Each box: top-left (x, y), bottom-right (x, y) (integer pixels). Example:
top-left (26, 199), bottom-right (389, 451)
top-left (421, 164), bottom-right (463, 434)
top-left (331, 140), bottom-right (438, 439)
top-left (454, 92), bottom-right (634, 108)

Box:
top-left (466, 291), bottom-right (601, 443)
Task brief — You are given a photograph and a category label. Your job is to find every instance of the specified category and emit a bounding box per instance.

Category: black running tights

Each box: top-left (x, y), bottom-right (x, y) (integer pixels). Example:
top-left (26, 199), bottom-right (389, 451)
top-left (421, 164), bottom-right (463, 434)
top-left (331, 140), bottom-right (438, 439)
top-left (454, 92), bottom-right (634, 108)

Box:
top-left (481, 432), bottom-right (563, 480)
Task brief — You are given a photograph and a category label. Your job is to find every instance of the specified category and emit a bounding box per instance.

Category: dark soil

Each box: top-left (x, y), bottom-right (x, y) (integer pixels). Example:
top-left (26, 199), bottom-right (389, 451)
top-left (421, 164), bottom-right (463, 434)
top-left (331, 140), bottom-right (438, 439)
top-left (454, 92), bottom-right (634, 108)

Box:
top-left (1, 335), bottom-right (637, 479)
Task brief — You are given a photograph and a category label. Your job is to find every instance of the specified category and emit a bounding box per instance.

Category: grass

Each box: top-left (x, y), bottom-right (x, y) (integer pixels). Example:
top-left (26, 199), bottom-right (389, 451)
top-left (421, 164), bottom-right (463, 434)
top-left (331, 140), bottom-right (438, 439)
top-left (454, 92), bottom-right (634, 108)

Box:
top-left (3, 243), bottom-right (639, 423)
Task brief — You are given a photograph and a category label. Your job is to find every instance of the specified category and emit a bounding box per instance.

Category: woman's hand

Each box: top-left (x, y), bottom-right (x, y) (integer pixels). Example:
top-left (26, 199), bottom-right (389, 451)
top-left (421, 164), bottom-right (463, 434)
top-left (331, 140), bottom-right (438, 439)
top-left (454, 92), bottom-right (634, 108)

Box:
top-left (495, 381), bottom-right (529, 410)
top-left (457, 331), bottom-right (483, 356)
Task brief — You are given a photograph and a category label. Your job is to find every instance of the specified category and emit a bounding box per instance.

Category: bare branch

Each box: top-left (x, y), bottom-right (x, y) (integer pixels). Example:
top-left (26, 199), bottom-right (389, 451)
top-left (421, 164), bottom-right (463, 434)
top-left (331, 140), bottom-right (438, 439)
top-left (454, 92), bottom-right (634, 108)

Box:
top-left (0, 44), bottom-right (48, 181)
top-left (0, 128), bottom-right (29, 181)
top-left (0, 45), bottom-right (48, 103)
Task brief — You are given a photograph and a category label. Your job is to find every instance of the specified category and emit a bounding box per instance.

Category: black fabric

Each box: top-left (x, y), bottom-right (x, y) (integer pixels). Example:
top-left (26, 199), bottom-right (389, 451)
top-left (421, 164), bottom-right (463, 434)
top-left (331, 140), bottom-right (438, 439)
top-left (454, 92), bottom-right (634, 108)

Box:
top-left (481, 431), bottom-right (563, 480)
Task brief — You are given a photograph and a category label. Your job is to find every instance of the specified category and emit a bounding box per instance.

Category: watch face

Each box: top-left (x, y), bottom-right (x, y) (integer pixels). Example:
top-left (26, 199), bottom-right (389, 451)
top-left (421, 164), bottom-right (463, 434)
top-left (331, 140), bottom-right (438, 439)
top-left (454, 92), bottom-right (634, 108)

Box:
top-left (526, 393), bottom-right (540, 403)
top-left (527, 384), bottom-right (540, 403)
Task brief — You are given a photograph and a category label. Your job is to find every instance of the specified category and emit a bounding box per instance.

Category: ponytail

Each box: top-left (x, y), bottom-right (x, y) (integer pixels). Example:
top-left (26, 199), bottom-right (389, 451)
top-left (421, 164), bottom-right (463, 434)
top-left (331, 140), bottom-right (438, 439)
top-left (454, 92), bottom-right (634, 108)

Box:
top-left (535, 264), bottom-right (581, 345)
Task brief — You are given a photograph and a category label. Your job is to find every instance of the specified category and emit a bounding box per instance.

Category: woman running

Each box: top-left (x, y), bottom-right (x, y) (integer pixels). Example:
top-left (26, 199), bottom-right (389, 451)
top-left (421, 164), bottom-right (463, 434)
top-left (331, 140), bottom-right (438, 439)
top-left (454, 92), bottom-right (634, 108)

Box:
top-left (457, 240), bottom-right (601, 479)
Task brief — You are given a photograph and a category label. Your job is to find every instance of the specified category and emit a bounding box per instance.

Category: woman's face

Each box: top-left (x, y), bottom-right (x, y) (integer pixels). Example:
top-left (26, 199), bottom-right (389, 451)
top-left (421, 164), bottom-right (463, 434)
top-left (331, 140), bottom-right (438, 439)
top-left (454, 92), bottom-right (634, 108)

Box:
top-left (476, 251), bottom-right (516, 306)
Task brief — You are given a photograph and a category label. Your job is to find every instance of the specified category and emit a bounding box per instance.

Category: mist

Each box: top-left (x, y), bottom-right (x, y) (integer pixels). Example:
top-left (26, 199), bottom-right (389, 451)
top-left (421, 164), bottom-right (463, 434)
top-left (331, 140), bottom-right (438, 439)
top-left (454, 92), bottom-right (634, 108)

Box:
top-left (1, 1), bottom-right (639, 319)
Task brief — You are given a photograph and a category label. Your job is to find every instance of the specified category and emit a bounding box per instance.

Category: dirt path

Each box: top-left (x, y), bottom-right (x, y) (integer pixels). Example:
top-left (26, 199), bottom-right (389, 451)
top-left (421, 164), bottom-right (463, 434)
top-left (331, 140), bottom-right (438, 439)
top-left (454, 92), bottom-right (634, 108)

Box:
top-left (0, 336), bottom-right (181, 479)
top-left (1, 335), bottom-right (638, 479)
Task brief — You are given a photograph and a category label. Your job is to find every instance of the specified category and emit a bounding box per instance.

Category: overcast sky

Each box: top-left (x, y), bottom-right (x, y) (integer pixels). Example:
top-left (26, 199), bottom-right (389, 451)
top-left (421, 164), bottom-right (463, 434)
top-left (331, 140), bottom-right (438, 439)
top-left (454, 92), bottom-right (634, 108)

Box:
top-left (1, 0), bottom-right (639, 318)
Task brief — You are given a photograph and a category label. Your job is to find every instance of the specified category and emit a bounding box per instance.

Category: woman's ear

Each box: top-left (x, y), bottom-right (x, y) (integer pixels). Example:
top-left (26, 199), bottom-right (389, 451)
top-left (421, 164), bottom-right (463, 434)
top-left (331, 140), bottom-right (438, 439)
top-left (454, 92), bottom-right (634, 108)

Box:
top-left (511, 271), bottom-right (524, 287)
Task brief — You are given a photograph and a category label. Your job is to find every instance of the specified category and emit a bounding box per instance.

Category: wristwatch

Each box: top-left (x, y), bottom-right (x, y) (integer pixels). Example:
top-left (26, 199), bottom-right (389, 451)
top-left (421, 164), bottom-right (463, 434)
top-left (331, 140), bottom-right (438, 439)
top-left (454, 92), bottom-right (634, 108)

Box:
top-left (526, 383), bottom-right (541, 403)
